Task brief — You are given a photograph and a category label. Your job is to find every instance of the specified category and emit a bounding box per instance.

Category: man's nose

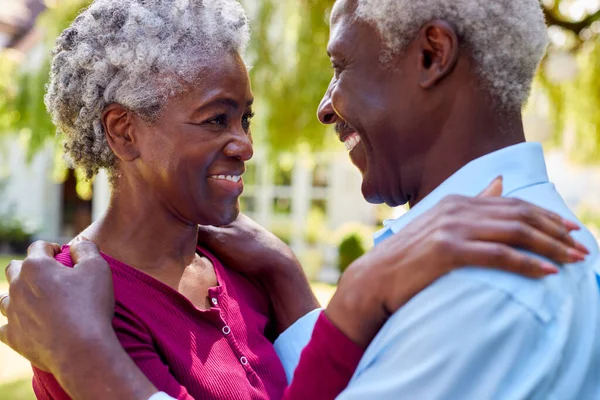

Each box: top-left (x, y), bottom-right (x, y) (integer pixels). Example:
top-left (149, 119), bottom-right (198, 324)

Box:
top-left (317, 82), bottom-right (338, 125)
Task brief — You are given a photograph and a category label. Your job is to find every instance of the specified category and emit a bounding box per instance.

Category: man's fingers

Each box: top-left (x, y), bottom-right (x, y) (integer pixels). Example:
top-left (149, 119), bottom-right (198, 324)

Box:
top-left (0, 324), bottom-right (7, 346)
top-left (0, 293), bottom-right (8, 317)
top-left (477, 176), bottom-right (503, 197)
top-left (453, 242), bottom-right (559, 278)
top-left (27, 241), bottom-right (61, 258)
top-left (70, 240), bottom-right (103, 267)
top-left (5, 260), bottom-right (22, 285)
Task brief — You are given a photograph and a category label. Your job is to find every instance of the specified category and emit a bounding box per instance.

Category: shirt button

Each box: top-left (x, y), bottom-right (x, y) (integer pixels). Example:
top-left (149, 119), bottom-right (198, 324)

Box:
top-left (222, 326), bottom-right (231, 335)
top-left (211, 298), bottom-right (218, 306)
top-left (240, 356), bottom-right (248, 366)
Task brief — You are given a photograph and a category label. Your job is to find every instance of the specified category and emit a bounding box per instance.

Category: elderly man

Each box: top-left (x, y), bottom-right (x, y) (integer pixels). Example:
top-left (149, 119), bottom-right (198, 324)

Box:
top-left (2, 0), bottom-right (600, 398)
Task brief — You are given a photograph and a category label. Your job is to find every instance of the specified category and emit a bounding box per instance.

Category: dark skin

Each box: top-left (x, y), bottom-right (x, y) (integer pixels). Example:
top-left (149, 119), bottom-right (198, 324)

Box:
top-left (84, 52), bottom-right (254, 306)
top-left (318, 0), bottom-right (526, 207)
top-left (0, 3), bottom-right (592, 399)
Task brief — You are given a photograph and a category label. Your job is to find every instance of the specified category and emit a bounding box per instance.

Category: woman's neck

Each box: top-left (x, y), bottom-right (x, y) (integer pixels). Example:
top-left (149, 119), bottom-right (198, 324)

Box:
top-left (82, 181), bottom-right (200, 274)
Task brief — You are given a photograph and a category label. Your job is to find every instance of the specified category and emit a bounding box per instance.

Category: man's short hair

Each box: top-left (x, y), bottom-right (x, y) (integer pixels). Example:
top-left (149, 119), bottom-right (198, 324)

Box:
top-left (354, 0), bottom-right (549, 111)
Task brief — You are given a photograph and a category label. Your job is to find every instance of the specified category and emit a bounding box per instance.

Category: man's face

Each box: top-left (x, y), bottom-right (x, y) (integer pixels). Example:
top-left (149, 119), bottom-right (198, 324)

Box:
top-left (317, 0), bottom-right (436, 207)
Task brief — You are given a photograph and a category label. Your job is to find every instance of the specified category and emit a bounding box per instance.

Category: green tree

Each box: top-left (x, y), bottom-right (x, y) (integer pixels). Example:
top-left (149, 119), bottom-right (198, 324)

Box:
top-left (1, 0), bottom-right (599, 162)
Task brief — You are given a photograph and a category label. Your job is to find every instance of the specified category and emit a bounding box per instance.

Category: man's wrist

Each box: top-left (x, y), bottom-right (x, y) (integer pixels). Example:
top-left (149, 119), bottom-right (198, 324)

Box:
top-left (51, 327), bottom-right (157, 400)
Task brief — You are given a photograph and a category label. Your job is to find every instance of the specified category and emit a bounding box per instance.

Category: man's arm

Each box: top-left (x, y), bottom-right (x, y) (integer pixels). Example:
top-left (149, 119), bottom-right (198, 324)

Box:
top-left (0, 242), bottom-right (159, 400)
top-left (335, 273), bottom-right (551, 399)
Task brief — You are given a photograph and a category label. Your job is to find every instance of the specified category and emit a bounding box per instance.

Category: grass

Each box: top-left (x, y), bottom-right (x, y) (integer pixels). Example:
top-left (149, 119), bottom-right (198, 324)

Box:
top-left (0, 255), bottom-right (23, 283)
top-left (0, 378), bottom-right (35, 400)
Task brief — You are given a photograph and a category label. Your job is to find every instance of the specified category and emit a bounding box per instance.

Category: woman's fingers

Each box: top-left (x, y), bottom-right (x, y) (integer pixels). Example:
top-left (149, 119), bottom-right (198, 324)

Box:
top-left (477, 176), bottom-right (503, 197)
top-left (452, 197), bottom-right (585, 253)
top-left (461, 220), bottom-right (586, 265)
top-left (451, 241), bottom-right (559, 278)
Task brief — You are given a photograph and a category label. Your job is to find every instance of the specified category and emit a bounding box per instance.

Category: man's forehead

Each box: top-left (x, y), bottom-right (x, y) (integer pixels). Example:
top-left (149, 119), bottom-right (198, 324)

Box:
top-left (328, 0), bottom-right (356, 54)
top-left (331, 0), bottom-right (354, 25)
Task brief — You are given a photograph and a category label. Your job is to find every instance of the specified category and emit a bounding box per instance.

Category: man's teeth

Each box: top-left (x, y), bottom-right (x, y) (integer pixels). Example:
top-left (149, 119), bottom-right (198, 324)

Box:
top-left (344, 135), bottom-right (361, 151)
top-left (213, 175), bottom-right (241, 183)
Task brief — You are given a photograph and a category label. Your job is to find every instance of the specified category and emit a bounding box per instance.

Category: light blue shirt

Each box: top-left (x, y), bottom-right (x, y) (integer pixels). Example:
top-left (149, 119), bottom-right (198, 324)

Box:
top-left (275, 143), bottom-right (600, 399)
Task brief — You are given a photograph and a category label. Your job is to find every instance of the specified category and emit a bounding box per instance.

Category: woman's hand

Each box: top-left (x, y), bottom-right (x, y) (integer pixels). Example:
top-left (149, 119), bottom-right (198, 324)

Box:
top-left (197, 214), bottom-right (319, 334)
top-left (326, 178), bottom-right (588, 348)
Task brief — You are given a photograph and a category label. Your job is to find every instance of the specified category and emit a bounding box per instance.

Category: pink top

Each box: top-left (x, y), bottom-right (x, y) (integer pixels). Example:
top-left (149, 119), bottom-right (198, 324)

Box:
top-left (32, 245), bottom-right (363, 400)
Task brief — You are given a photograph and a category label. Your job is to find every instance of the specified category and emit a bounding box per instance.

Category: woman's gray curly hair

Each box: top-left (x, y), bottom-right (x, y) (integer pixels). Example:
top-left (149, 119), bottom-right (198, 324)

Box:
top-left (348, 0), bottom-right (548, 111)
top-left (46, 0), bottom-right (250, 178)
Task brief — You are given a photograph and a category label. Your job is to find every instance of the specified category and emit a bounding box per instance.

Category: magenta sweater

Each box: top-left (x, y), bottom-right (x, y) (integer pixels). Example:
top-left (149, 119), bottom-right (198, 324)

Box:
top-left (32, 245), bottom-right (363, 399)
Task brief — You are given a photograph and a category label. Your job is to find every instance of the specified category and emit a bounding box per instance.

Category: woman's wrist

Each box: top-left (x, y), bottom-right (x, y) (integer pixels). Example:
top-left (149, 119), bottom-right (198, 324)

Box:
top-left (324, 259), bottom-right (388, 348)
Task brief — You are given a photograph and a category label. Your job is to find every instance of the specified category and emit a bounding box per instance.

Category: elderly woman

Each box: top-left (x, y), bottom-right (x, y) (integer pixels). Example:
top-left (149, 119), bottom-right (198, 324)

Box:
top-left (10, 0), bottom-right (587, 399)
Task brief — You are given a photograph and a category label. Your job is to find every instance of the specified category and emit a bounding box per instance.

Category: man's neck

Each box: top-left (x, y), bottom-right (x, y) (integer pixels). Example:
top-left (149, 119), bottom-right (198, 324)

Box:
top-left (409, 104), bottom-right (526, 207)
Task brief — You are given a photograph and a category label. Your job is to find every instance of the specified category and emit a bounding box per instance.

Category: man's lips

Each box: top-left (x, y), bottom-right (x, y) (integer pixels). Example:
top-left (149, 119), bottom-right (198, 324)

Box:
top-left (335, 120), bottom-right (357, 143)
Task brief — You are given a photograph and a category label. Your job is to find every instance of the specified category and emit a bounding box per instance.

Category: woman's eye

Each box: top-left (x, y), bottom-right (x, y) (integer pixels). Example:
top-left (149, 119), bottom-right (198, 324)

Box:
top-left (209, 115), bottom-right (227, 126)
top-left (242, 112), bottom-right (254, 132)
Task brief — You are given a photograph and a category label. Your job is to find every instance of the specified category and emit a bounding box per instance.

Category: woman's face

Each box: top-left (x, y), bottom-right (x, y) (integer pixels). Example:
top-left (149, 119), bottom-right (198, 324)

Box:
top-left (126, 52), bottom-right (254, 227)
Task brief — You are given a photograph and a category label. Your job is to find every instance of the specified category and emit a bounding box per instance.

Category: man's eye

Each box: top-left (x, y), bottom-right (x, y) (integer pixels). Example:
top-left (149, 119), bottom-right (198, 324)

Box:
top-left (242, 112), bottom-right (255, 132)
top-left (331, 63), bottom-right (342, 77)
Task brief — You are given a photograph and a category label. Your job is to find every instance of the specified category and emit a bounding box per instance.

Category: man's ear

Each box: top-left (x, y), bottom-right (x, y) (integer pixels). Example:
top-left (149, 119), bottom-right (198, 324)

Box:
top-left (102, 103), bottom-right (140, 162)
top-left (416, 20), bottom-right (459, 89)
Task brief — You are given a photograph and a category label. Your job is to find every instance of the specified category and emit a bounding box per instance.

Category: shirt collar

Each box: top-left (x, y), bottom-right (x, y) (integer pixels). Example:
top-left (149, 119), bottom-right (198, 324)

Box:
top-left (374, 142), bottom-right (550, 243)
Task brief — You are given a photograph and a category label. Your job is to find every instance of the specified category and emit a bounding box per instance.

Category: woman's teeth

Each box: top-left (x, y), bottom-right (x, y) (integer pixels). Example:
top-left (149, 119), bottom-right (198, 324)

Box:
top-left (344, 134), bottom-right (361, 151)
top-left (212, 175), bottom-right (241, 183)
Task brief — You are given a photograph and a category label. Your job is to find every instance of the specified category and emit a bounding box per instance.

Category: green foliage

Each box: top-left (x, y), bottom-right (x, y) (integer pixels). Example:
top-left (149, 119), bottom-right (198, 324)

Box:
top-left (246, 0), bottom-right (336, 153)
top-left (335, 223), bottom-right (373, 274)
top-left (1, 0), bottom-right (599, 165)
top-left (538, 38), bottom-right (600, 164)
top-left (0, 214), bottom-right (35, 254)
top-left (0, 378), bottom-right (35, 400)
top-left (337, 233), bottom-right (365, 274)
top-left (0, 0), bottom-right (91, 159)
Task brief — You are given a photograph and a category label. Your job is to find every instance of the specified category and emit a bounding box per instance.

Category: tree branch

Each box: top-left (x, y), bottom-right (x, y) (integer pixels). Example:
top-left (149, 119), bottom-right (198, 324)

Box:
top-left (543, 4), bottom-right (600, 35)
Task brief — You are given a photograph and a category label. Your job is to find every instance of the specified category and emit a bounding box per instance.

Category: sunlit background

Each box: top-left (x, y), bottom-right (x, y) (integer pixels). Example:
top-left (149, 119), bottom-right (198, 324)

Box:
top-left (0, 0), bottom-right (599, 398)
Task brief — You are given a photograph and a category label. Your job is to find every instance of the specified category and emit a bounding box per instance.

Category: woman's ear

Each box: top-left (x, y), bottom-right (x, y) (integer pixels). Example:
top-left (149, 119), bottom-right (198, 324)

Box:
top-left (416, 20), bottom-right (460, 89)
top-left (102, 103), bottom-right (140, 162)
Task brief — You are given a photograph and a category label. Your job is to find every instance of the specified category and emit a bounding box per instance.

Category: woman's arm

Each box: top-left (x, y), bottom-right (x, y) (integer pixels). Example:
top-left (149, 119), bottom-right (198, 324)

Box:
top-left (197, 214), bottom-right (320, 335)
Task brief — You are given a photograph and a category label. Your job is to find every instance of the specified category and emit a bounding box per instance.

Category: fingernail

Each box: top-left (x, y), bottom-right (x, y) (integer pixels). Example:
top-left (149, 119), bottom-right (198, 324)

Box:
top-left (540, 263), bottom-right (559, 274)
top-left (574, 241), bottom-right (590, 255)
top-left (568, 248), bottom-right (587, 262)
top-left (563, 219), bottom-right (580, 231)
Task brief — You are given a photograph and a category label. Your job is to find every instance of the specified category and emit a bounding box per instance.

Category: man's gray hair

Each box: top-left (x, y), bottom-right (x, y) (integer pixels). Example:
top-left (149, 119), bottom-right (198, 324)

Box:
top-left (354, 0), bottom-right (549, 111)
top-left (46, 0), bottom-right (249, 178)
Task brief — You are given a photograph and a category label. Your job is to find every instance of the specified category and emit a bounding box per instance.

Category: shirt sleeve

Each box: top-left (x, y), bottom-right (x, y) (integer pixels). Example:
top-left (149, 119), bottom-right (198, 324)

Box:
top-left (336, 275), bottom-right (550, 400)
top-left (273, 308), bottom-right (322, 382)
top-left (148, 393), bottom-right (177, 400)
top-left (282, 312), bottom-right (365, 400)
top-left (113, 305), bottom-right (195, 400)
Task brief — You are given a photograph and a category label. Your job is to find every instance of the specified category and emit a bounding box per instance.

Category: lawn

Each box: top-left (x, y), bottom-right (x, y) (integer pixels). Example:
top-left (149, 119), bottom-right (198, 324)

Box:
top-left (0, 378), bottom-right (35, 400)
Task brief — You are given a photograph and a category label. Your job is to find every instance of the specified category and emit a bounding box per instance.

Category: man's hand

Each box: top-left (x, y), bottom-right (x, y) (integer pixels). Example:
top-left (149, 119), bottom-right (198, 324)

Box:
top-left (0, 240), bottom-right (158, 400)
top-left (0, 241), bottom-right (114, 372)
top-left (198, 214), bottom-right (319, 334)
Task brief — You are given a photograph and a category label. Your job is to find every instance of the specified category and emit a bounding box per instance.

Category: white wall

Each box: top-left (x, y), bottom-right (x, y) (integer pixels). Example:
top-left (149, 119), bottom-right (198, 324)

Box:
top-left (0, 138), bottom-right (61, 241)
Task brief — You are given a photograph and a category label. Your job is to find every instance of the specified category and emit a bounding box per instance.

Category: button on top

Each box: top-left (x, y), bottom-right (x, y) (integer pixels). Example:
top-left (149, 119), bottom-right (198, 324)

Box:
top-left (240, 356), bottom-right (248, 365)
top-left (211, 298), bottom-right (218, 306)
top-left (222, 326), bottom-right (231, 335)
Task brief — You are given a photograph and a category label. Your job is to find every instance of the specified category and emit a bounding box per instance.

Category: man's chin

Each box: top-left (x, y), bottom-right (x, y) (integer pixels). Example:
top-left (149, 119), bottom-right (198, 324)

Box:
top-left (361, 179), bottom-right (385, 204)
